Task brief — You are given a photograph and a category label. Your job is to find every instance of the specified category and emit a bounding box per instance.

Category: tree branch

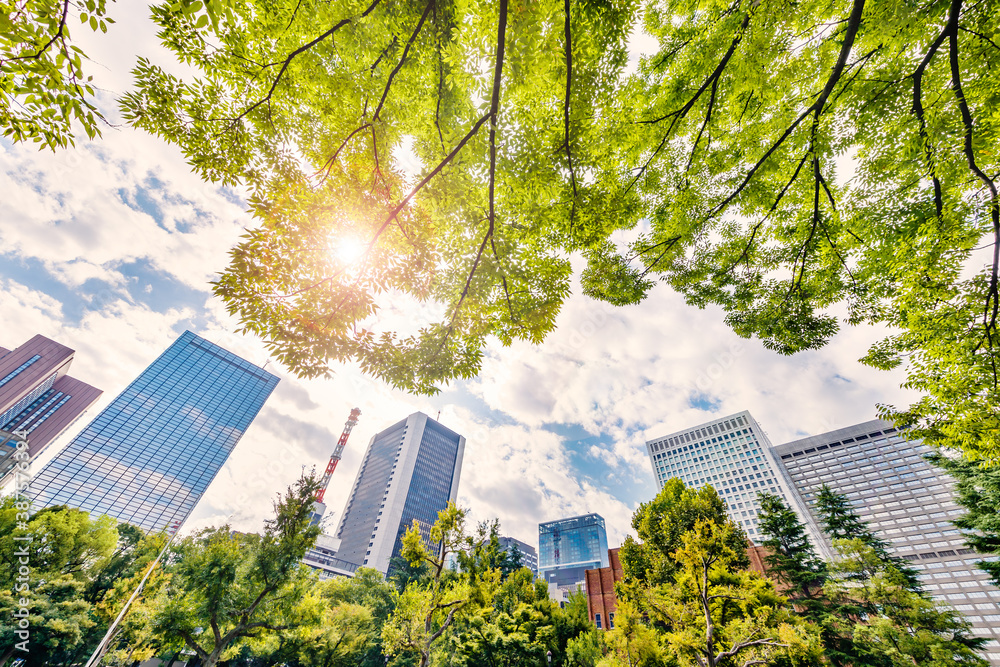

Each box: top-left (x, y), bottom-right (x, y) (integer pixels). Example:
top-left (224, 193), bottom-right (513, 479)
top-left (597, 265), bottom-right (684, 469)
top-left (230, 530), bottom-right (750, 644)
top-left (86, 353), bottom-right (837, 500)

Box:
top-left (228, 0), bottom-right (383, 126)
top-left (948, 0), bottom-right (1000, 369)
top-left (372, 0), bottom-right (434, 122)
top-left (562, 0), bottom-right (578, 227)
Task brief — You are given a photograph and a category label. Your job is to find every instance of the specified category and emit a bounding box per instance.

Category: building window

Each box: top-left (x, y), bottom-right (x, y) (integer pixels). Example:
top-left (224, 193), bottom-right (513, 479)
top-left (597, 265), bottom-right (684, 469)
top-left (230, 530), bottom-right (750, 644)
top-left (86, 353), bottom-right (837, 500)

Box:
top-left (595, 613), bottom-right (602, 629)
top-left (608, 612), bottom-right (615, 629)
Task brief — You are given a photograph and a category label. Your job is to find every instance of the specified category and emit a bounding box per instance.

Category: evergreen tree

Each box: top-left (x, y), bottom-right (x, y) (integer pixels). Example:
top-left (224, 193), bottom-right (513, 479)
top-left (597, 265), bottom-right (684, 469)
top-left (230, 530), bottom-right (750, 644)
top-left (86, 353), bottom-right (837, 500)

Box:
top-left (755, 492), bottom-right (827, 611)
top-left (756, 492), bottom-right (874, 667)
top-left (815, 485), bottom-right (921, 590)
top-left (825, 541), bottom-right (988, 667)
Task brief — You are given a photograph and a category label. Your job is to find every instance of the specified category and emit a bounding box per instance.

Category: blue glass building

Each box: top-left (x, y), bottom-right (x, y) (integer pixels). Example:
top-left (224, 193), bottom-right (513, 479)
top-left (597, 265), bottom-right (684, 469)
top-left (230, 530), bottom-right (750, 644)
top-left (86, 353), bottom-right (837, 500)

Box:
top-left (538, 513), bottom-right (609, 587)
top-left (31, 331), bottom-right (278, 533)
top-left (332, 412), bottom-right (465, 574)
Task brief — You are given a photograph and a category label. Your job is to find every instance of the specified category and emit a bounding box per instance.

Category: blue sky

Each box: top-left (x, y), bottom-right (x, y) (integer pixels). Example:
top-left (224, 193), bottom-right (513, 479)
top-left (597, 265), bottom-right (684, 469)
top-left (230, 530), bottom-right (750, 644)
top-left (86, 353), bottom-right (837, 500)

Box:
top-left (0, 7), bottom-right (917, 550)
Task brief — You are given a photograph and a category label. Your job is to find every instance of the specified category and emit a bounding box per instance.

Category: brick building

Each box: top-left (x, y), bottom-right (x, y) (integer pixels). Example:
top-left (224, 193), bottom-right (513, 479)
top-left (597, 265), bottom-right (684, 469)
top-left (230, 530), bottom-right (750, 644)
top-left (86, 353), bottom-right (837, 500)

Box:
top-left (584, 543), bottom-right (777, 629)
top-left (584, 548), bottom-right (622, 630)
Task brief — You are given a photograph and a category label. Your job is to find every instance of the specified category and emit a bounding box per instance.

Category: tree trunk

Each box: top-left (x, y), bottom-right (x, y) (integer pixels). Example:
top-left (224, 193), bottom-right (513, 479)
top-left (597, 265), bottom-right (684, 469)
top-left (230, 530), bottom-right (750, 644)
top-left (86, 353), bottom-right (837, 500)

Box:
top-left (0, 645), bottom-right (17, 667)
top-left (203, 646), bottom-right (226, 667)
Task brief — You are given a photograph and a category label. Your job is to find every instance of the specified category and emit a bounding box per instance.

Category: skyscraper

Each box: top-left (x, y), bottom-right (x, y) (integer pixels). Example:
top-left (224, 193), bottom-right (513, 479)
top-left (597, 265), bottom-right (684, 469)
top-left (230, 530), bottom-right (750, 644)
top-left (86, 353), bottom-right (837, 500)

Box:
top-left (644, 410), bottom-right (816, 544)
top-left (538, 513), bottom-right (609, 587)
top-left (773, 420), bottom-right (1000, 656)
top-left (499, 535), bottom-right (538, 574)
top-left (31, 331), bottom-right (278, 534)
top-left (0, 334), bottom-right (102, 481)
top-left (333, 412), bottom-right (465, 574)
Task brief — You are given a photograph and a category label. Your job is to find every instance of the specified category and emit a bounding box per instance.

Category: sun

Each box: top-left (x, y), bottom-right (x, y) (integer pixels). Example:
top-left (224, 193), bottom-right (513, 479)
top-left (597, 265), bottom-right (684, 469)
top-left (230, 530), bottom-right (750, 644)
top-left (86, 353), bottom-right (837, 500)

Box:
top-left (330, 235), bottom-right (366, 264)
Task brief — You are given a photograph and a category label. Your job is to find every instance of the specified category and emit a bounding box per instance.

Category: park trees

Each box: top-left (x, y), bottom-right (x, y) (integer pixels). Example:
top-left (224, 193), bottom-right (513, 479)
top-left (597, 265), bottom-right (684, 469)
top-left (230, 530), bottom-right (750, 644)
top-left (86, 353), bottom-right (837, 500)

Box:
top-left (382, 502), bottom-right (478, 667)
top-left (144, 475), bottom-right (323, 667)
top-left (0, 500), bottom-right (118, 666)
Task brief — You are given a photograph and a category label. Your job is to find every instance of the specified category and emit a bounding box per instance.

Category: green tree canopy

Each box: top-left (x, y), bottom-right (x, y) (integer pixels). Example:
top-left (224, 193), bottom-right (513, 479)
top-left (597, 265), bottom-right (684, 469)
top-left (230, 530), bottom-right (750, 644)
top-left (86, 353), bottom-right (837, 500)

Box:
top-left (643, 517), bottom-right (823, 667)
top-left (0, 0), bottom-right (112, 149)
top-left (825, 540), bottom-right (988, 667)
top-left (619, 478), bottom-right (748, 591)
top-left (0, 500), bottom-right (118, 666)
top-left (145, 475), bottom-right (323, 667)
top-left (4, 0), bottom-right (1000, 459)
top-left (114, 0), bottom-right (1000, 464)
top-left (927, 452), bottom-right (1000, 587)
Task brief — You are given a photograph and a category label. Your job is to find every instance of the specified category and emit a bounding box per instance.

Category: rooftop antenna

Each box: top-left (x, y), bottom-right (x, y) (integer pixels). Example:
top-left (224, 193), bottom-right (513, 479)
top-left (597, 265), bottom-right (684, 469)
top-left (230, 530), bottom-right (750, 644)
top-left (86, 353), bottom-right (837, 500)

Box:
top-left (437, 410), bottom-right (441, 421)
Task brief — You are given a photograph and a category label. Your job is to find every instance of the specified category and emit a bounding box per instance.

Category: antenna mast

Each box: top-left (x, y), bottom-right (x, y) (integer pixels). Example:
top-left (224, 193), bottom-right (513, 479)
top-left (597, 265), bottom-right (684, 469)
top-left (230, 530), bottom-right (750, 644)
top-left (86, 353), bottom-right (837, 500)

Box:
top-left (315, 407), bottom-right (361, 503)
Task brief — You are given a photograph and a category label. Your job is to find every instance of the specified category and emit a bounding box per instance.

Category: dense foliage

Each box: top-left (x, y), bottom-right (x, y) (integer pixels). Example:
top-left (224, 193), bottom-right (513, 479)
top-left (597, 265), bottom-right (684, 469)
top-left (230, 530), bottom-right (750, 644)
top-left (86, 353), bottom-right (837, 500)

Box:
top-left (3, 0), bottom-right (1000, 462)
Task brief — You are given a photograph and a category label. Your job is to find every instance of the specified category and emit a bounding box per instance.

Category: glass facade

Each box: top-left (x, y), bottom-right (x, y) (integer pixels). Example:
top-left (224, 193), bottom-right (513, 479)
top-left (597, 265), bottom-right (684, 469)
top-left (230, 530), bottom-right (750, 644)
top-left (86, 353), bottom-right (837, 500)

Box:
top-left (335, 418), bottom-right (406, 567)
top-left (645, 411), bottom-right (801, 540)
top-left (389, 420), bottom-right (463, 563)
top-left (332, 413), bottom-right (464, 574)
top-left (538, 514), bottom-right (609, 587)
top-left (31, 331), bottom-right (278, 534)
top-left (774, 421), bottom-right (1000, 660)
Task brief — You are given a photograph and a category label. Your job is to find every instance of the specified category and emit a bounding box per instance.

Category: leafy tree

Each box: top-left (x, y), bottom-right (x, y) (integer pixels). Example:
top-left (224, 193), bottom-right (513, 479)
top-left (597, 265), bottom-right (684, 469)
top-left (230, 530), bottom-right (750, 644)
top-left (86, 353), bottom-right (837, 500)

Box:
top-left (382, 502), bottom-right (478, 667)
top-left (311, 567), bottom-right (398, 667)
top-left (594, 600), bottom-right (665, 667)
top-left (0, 0), bottom-right (113, 149)
top-left (814, 486), bottom-right (920, 590)
top-left (0, 499), bottom-right (118, 666)
top-left (118, 0), bottom-right (1000, 467)
top-left (122, 0), bottom-right (635, 395)
top-left (926, 452), bottom-right (1000, 587)
top-left (825, 540), bottom-right (988, 667)
top-left (389, 554), bottom-right (431, 592)
top-left (565, 628), bottom-right (605, 667)
top-left (619, 478), bottom-right (748, 593)
top-left (85, 523), bottom-right (148, 604)
top-left (644, 518), bottom-right (823, 667)
top-left (145, 475), bottom-right (323, 667)
top-left (453, 568), bottom-right (592, 667)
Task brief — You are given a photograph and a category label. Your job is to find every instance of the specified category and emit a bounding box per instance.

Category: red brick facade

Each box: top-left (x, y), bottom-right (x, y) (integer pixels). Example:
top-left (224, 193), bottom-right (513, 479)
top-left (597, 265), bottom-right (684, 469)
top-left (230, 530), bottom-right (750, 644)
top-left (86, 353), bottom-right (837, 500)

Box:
top-left (584, 548), bottom-right (622, 630)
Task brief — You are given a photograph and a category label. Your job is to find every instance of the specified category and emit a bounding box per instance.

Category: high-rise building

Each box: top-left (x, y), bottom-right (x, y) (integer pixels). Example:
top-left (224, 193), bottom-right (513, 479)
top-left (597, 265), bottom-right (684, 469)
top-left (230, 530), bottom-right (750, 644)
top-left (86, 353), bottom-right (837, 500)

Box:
top-left (538, 513), bottom-right (609, 588)
top-left (499, 535), bottom-right (538, 574)
top-left (644, 410), bottom-right (817, 544)
top-left (30, 331), bottom-right (278, 534)
top-left (332, 412), bottom-right (465, 574)
top-left (0, 334), bottom-right (102, 480)
top-left (773, 420), bottom-right (1000, 657)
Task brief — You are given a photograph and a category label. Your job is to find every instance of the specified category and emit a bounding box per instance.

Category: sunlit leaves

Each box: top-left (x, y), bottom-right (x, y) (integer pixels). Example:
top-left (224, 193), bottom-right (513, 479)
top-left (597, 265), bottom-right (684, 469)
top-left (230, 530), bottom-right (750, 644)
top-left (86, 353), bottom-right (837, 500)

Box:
top-left (123, 0), bottom-right (634, 393)
top-left (1, 0), bottom-right (111, 150)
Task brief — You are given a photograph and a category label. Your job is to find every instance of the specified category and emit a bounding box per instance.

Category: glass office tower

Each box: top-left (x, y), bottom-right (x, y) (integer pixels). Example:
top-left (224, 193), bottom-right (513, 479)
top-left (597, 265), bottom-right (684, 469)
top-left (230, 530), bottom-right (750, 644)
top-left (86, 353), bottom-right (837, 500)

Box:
top-left (644, 410), bottom-right (816, 544)
top-left (538, 513), bottom-right (609, 587)
top-left (31, 331), bottom-right (278, 534)
top-left (774, 420), bottom-right (1000, 659)
top-left (333, 412), bottom-right (465, 574)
